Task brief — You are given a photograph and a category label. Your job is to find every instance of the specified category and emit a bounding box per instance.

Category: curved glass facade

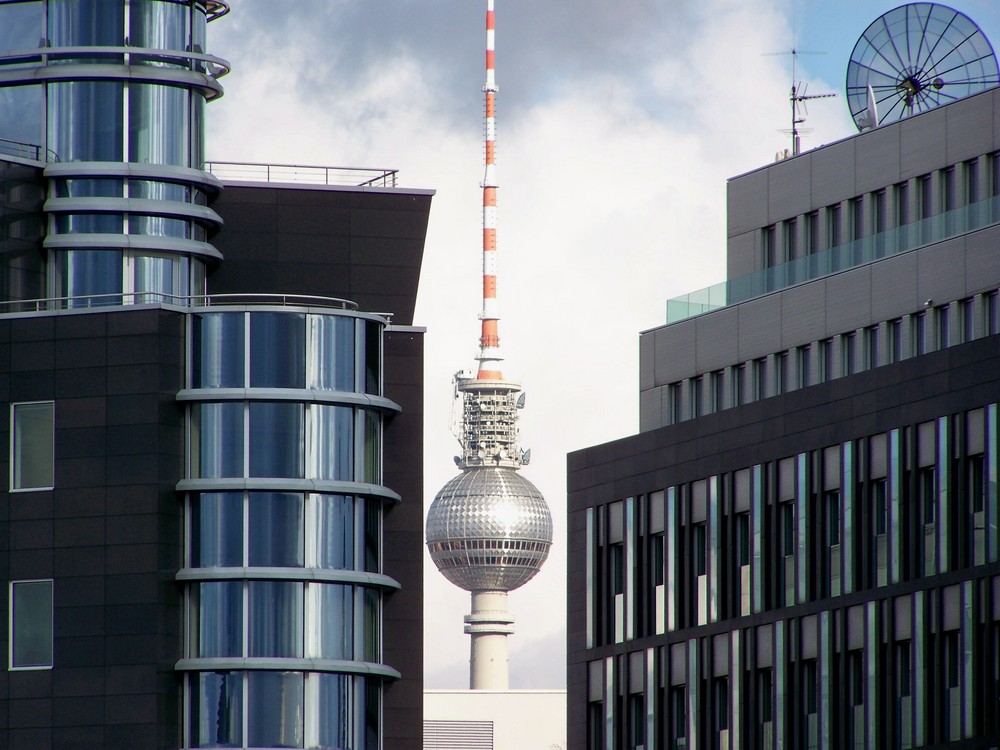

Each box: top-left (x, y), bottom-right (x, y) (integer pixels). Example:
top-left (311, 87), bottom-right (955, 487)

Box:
top-left (0, 0), bottom-right (229, 303)
top-left (180, 307), bottom-right (395, 749)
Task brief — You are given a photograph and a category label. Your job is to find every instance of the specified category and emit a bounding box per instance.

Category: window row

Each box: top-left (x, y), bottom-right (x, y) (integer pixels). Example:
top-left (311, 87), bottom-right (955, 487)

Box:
top-left (761, 154), bottom-right (1000, 269)
top-left (189, 491), bottom-right (380, 573)
top-left (188, 671), bottom-right (378, 750)
top-left (665, 288), bottom-right (1000, 424)
top-left (189, 402), bottom-right (381, 483)
top-left (588, 405), bottom-right (999, 644)
top-left (192, 311), bottom-right (381, 395)
top-left (188, 580), bottom-right (380, 663)
top-left (586, 580), bottom-right (990, 750)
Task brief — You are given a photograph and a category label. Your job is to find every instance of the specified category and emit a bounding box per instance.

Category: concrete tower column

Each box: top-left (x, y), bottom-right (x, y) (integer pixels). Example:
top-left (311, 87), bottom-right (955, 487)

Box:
top-left (464, 591), bottom-right (515, 689)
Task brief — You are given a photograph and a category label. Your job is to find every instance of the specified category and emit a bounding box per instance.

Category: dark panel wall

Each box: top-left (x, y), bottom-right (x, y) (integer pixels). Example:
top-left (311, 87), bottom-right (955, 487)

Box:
top-left (208, 184), bottom-right (432, 325)
top-left (0, 158), bottom-right (45, 302)
top-left (382, 327), bottom-right (425, 750)
top-left (0, 308), bottom-right (186, 750)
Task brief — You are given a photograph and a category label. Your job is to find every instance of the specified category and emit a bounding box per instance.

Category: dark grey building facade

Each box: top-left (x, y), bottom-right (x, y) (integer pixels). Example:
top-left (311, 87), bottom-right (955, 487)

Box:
top-left (0, 3), bottom-right (430, 749)
top-left (568, 86), bottom-right (1000, 749)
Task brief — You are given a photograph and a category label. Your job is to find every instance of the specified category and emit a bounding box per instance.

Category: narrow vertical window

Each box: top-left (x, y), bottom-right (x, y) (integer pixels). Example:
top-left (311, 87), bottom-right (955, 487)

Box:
top-left (865, 325), bottom-right (879, 370)
top-left (889, 319), bottom-right (902, 363)
top-left (796, 345), bottom-right (810, 389)
top-left (763, 225), bottom-right (777, 268)
top-left (10, 580), bottom-right (53, 669)
top-left (753, 359), bottom-right (766, 401)
top-left (935, 305), bottom-right (950, 349)
top-left (668, 383), bottom-right (681, 425)
top-left (11, 401), bottom-right (54, 490)
top-left (827, 203), bottom-right (842, 249)
top-left (895, 182), bottom-right (909, 227)
top-left (912, 312), bottom-right (926, 356)
top-left (783, 218), bottom-right (797, 262)
top-left (805, 211), bottom-right (819, 254)
top-left (732, 365), bottom-right (745, 407)
top-left (819, 338), bottom-right (833, 382)
top-left (711, 370), bottom-right (724, 413)
top-left (691, 377), bottom-right (702, 419)
top-left (775, 352), bottom-right (787, 395)
top-left (961, 298), bottom-right (975, 343)
top-left (842, 332), bottom-right (856, 375)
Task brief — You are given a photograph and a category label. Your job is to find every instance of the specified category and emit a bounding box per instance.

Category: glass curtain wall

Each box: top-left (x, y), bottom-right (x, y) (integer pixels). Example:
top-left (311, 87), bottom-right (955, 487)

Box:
top-left (0, 0), bottom-right (227, 304)
top-left (182, 308), bottom-right (393, 749)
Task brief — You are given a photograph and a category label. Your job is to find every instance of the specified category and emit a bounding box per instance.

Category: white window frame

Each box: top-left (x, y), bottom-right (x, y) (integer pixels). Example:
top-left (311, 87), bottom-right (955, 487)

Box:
top-left (9, 579), bottom-right (54, 671)
top-left (10, 401), bottom-right (54, 492)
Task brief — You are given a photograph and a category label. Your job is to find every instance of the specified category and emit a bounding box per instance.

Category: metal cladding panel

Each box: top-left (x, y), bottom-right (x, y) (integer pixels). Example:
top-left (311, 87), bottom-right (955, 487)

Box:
top-left (767, 155), bottom-right (812, 223)
top-left (780, 281), bottom-right (826, 348)
top-left (871, 250), bottom-right (919, 322)
top-left (639, 331), bottom-right (655, 391)
top-left (652, 320), bottom-right (697, 385)
top-left (695, 306), bottom-right (739, 373)
top-left (810, 138), bottom-right (857, 209)
top-left (854, 124), bottom-right (901, 194)
top-left (735, 293), bottom-right (782, 362)
top-left (639, 385), bottom-right (662, 433)
top-left (726, 231), bottom-right (757, 280)
top-left (726, 168), bottom-right (768, 239)
top-left (945, 89), bottom-right (995, 164)
top-left (966, 224), bottom-right (1000, 294)
top-left (825, 266), bottom-right (873, 333)
top-left (917, 237), bottom-right (968, 306)
top-left (900, 105), bottom-right (948, 180)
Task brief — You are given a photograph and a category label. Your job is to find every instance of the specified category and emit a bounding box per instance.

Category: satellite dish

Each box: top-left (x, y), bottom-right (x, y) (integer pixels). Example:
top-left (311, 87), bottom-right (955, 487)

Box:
top-left (846, 3), bottom-right (999, 131)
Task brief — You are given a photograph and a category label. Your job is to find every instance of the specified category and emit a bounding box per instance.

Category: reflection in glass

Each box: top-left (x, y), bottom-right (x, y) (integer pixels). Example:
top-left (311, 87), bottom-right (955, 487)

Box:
top-left (193, 313), bottom-right (244, 388)
top-left (314, 494), bottom-right (354, 570)
top-left (134, 254), bottom-right (176, 302)
top-left (60, 250), bottom-right (123, 306)
top-left (54, 213), bottom-right (122, 234)
top-left (129, 214), bottom-right (188, 238)
top-left (249, 402), bottom-right (304, 478)
top-left (313, 405), bottom-right (352, 481)
top-left (364, 587), bottom-right (380, 662)
top-left (248, 671), bottom-right (303, 749)
top-left (250, 312), bottom-right (305, 388)
top-left (364, 499), bottom-right (380, 573)
top-left (48, 0), bottom-right (124, 47)
top-left (248, 581), bottom-right (303, 658)
top-left (364, 410), bottom-right (381, 484)
top-left (195, 402), bottom-right (244, 478)
top-left (315, 673), bottom-right (354, 750)
top-left (11, 579), bottom-right (52, 668)
top-left (364, 320), bottom-right (380, 395)
top-left (0, 2), bottom-right (42, 56)
top-left (130, 0), bottom-right (189, 57)
top-left (191, 492), bottom-right (242, 567)
top-left (48, 81), bottom-right (123, 162)
top-left (0, 86), bottom-right (42, 158)
top-left (249, 492), bottom-right (303, 567)
top-left (193, 582), bottom-right (241, 658)
top-left (309, 314), bottom-right (355, 391)
top-left (191, 671), bottom-right (242, 748)
top-left (129, 83), bottom-right (188, 165)
top-left (312, 584), bottom-right (353, 659)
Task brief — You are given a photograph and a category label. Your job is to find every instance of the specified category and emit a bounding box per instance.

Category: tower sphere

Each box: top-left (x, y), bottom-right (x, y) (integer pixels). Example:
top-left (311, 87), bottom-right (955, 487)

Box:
top-left (427, 467), bottom-right (553, 592)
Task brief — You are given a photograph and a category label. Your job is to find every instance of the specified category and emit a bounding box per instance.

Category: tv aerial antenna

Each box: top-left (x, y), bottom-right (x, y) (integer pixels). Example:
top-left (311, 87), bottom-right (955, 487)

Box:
top-left (846, 2), bottom-right (1000, 131)
top-left (768, 48), bottom-right (837, 157)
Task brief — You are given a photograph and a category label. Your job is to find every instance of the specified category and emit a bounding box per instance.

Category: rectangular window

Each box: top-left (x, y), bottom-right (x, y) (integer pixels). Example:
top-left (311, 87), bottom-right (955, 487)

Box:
top-left (889, 319), bottom-right (902, 363)
top-left (763, 225), bottom-right (777, 268)
top-left (935, 305), bottom-right (950, 349)
top-left (668, 383), bottom-right (681, 425)
top-left (737, 513), bottom-right (750, 567)
top-left (819, 338), bottom-right (833, 382)
top-left (781, 502), bottom-right (795, 557)
top-left (991, 152), bottom-right (1000, 197)
top-left (11, 401), bottom-right (54, 490)
top-left (775, 352), bottom-right (787, 395)
top-left (796, 345), bottom-right (810, 389)
top-left (805, 211), bottom-right (819, 254)
top-left (694, 523), bottom-right (707, 576)
top-left (732, 365), bottom-right (745, 407)
top-left (851, 197), bottom-right (864, 240)
top-left (918, 175), bottom-right (933, 219)
top-left (943, 166), bottom-right (957, 213)
top-left (965, 159), bottom-right (979, 205)
top-left (691, 377), bottom-right (703, 419)
top-left (895, 182), bottom-right (909, 227)
top-left (9, 580), bottom-right (53, 669)
top-left (710, 370), bottom-right (724, 413)
top-left (827, 204), bottom-right (842, 248)
top-left (865, 325), bottom-right (879, 370)
top-left (961, 298), bottom-right (975, 342)
top-left (919, 468), bottom-right (936, 525)
top-left (872, 479), bottom-right (888, 536)
top-left (783, 218), bottom-right (797, 262)
top-left (988, 291), bottom-right (999, 336)
top-left (669, 686), bottom-right (687, 748)
top-left (872, 189), bottom-right (887, 233)
top-left (753, 359), bottom-right (766, 401)
top-left (842, 332), bottom-right (856, 375)
top-left (913, 312), bottom-right (926, 355)
top-left (825, 490), bottom-right (841, 546)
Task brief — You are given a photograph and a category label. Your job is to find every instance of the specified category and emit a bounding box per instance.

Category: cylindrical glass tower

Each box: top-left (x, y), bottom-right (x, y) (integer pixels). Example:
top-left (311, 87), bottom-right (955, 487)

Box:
top-left (0, 0), bottom-right (229, 305)
top-left (177, 305), bottom-right (401, 748)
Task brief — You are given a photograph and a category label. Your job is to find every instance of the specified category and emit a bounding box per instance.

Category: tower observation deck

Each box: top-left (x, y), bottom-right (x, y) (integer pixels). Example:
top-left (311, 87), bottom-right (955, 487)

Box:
top-left (425, 0), bottom-right (553, 691)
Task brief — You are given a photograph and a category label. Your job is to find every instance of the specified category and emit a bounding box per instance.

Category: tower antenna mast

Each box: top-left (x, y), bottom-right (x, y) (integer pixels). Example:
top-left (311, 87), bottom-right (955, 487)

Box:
top-left (478, 0), bottom-right (502, 380)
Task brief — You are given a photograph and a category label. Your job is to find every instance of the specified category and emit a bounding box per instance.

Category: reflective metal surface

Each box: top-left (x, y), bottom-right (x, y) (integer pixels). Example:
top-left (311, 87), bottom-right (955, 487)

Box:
top-left (426, 467), bottom-right (552, 591)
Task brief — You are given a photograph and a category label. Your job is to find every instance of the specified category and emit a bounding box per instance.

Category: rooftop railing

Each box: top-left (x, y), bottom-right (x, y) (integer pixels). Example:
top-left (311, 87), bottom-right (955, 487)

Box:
top-left (204, 161), bottom-right (398, 188)
top-left (665, 194), bottom-right (1000, 324)
top-left (0, 292), bottom-right (364, 315)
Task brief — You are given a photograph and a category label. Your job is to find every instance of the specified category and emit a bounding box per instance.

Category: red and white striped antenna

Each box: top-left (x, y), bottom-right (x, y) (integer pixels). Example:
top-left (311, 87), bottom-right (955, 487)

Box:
top-left (477, 0), bottom-right (502, 381)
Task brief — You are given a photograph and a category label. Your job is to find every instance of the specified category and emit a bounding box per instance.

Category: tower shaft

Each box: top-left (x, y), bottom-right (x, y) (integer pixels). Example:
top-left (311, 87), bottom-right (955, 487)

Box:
top-left (464, 591), bottom-right (514, 690)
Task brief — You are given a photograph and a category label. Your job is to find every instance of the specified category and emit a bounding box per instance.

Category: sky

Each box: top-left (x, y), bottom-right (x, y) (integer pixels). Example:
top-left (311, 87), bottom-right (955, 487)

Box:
top-left (206, 0), bottom-right (1000, 688)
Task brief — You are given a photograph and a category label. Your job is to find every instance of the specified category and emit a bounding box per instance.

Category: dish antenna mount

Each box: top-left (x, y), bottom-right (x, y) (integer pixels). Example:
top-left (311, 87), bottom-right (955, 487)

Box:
top-left (846, 2), bottom-right (999, 131)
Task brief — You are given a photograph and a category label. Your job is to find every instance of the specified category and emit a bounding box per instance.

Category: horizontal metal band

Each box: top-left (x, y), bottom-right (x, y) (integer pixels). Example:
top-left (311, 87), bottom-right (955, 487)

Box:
top-left (174, 658), bottom-right (401, 681)
top-left (175, 566), bottom-right (401, 591)
top-left (43, 197), bottom-right (222, 227)
top-left (175, 478), bottom-right (402, 504)
top-left (42, 232), bottom-right (222, 260)
top-left (44, 161), bottom-right (223, 193)
top-left (176, 387), bottom-right (401, 414)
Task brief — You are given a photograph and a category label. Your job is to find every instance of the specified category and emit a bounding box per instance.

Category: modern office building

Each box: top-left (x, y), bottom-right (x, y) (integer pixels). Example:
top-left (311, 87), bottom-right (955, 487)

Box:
top-left (567, 85), bottom-right (1000, 748)
top-left (0, 2), bottom-right (430, 749)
